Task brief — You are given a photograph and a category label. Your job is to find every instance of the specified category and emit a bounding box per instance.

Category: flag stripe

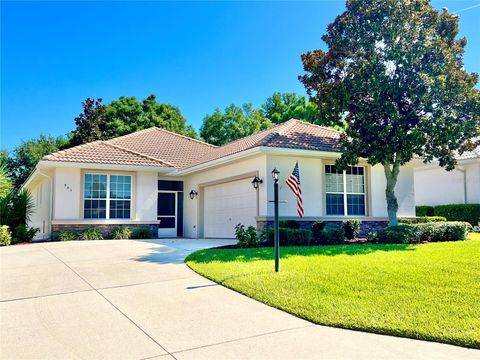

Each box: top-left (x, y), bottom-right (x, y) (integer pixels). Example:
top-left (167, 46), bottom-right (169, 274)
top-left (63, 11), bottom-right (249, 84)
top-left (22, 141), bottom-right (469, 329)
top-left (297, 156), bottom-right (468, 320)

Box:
top-left (286, 161), bottom-right (304, 218)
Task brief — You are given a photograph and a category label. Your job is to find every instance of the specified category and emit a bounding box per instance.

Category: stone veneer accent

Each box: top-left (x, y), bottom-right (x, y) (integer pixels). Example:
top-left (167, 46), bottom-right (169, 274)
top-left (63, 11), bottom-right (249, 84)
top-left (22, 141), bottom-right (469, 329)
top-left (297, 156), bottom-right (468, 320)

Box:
top-left (256, 219), bottom-right (388, 237)
top-left (52, 223), bottom-right (159, 240)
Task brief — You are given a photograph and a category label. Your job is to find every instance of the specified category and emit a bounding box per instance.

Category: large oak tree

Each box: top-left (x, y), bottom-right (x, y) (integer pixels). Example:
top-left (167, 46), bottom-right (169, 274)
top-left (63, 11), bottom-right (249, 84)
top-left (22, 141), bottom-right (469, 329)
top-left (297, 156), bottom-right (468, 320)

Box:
top-left (300, 0), bottom-right (480, 225)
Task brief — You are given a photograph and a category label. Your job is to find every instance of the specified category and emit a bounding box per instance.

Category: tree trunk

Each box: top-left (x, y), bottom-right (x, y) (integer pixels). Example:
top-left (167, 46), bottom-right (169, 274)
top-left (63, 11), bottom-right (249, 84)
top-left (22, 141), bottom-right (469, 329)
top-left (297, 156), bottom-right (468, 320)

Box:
top-left (383, 161), bottom-right (401, 227)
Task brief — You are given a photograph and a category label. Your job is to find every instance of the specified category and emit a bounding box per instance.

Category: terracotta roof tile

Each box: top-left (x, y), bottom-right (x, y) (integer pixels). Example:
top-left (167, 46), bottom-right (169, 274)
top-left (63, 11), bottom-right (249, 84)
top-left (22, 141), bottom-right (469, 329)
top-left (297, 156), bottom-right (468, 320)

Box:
top-left (43, 141), bottom-right (171, 167)
top-left (184, 119), bottom-right (342, 168)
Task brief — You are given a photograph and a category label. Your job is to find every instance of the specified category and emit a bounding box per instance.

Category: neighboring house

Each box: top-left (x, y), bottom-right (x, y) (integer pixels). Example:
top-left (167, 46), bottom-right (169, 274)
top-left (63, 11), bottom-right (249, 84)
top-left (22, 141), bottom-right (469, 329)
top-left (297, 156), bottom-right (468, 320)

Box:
top-left (24, 119), bottom-right (419, 240)
top-left (414, 145), bottom-right (480, 206)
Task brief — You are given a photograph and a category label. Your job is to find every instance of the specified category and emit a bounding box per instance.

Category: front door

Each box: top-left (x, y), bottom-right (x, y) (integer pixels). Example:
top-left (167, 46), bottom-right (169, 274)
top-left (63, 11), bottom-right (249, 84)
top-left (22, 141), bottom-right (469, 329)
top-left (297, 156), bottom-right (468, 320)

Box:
top-left (158, 191), bottom-right (177, 237)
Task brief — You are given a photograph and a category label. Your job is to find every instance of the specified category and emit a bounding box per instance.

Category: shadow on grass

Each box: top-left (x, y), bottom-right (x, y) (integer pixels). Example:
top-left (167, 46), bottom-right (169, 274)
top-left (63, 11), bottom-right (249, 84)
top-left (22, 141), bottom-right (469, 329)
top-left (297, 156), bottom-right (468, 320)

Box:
top-left (186, 243), bottom-right (415, 264)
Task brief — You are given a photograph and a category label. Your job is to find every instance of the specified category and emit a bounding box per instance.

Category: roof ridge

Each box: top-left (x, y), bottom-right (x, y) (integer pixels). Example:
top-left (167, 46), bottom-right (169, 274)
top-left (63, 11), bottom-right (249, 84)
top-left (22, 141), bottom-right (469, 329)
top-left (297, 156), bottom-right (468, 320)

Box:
top-left (105, 127), bottom-right (159, 142)
top-left (288, 118), bottom-right (343, 135)
top-left (43, 140), bottom-right (104, 160)
top-left (104, 142), bottom-right (174, 167)
top-left (152, 127), bottom-right (217, 148)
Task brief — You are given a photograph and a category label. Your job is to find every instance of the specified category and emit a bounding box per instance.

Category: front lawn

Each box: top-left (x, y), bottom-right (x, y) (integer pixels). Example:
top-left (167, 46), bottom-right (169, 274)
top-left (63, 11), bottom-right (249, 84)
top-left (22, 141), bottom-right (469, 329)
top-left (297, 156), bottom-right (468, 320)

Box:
top-left (186, 234), bottom-right (480, 348)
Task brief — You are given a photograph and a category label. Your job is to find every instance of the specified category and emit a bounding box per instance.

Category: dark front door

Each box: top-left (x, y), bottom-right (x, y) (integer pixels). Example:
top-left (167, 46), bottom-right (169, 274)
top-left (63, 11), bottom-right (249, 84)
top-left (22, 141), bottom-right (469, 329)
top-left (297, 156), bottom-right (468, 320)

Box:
top-left (158, 191), bottom-right (176, 237)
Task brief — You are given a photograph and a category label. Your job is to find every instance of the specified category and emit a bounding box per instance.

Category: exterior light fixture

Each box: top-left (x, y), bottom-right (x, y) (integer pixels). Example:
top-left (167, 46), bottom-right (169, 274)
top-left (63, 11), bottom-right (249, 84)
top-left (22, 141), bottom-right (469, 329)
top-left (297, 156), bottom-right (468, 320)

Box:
top-left (271, 167), bottom-right (280, 183)
top-left (189, 190), bottom-right (198, 200)
top-left (251, 176), bottom-right (263, 190)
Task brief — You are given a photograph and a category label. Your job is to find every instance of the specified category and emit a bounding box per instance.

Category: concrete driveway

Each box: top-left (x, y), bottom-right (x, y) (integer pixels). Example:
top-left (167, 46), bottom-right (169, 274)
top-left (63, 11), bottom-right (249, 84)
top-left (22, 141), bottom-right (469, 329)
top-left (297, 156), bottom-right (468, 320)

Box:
top-left (1, 239), bottom-right (478, 360)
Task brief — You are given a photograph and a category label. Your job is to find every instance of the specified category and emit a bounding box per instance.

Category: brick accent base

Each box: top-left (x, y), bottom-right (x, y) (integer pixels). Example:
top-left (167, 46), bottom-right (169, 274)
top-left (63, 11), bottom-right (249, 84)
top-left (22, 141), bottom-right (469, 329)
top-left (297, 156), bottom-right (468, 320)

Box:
top-left (52, 223), bottom-right (159, 240)
top-left (256, 219), bottom-right (388, 237)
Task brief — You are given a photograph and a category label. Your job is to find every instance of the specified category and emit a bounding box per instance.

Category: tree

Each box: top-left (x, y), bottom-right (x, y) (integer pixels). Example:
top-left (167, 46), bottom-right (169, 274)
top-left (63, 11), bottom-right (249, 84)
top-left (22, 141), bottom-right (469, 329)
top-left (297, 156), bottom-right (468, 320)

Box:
top-left (69, 98), bottom-right (109, 146)
top-left (300, 0), bottom-right (480, 226)
top-left (200, 104), bottom-right (273, 145)
top-left (262, 92), bottom-right (323, 125)
top-left (9, 135), bottom-right (68, 188)
top-left (70, 94), bottom-right (198, 146)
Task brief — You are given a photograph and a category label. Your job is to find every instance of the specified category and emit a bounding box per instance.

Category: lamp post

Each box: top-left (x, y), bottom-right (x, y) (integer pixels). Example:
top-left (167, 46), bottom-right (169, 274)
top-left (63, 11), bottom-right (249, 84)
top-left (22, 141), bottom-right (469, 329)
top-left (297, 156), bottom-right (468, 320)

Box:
top-left (271, 167), bottom-right (280, 272)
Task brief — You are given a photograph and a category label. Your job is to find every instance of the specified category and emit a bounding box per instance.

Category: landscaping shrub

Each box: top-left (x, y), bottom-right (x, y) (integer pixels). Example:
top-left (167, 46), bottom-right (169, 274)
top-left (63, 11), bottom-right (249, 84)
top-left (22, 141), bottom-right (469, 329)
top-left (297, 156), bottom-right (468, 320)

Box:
top-left (317, 227), bottom-right (345, 245)
top-left (416, 205), bottom-right (434, 217)
top-left (278, 220), bottom-right (301, 229)
top-left (110, 226), bottom-right (132, 240)
top-left (370, 225), bottom-right (419, 244)
top-left (57, 231), bottom-right (77, 241)
top-left (235, 223), bottom-right (260, 248)
top-left (132, 226), bottom-right (153, 239)
top-left (311, 221), bottom-right (326, 243)
top-left (415, 222), bottom-right (471, 242)
top-left (13, 224), bottom-right (38, 244)
top-left (78, 227), bottom-right (103, 240)
top-left (399, 216), bottom-right (447, 224)
top-left (0, 225), bottom-right (12, 246)
top-left (342, 219), bottom-right (361, 240)
top-left (262, 227), bottom-right (312, 246)
top-left (434, 204), bottom-right (480, 226)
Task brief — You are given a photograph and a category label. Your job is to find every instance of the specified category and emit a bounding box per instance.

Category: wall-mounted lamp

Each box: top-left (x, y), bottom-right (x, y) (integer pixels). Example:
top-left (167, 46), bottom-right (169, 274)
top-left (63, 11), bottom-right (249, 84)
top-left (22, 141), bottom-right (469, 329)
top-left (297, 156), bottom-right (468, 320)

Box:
top-left (251, 176), bottom-right (263, 190)
top-left (189, 190), bottom-right (198, 200)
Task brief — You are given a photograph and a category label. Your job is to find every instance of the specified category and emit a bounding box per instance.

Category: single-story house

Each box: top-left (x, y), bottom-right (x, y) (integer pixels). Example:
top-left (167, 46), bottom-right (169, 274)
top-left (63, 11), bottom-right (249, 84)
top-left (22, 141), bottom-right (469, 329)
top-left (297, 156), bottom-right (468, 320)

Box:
top-left (414, 145), bottom-right (480, 206)
top-left (24, 119), bottom-right (419, 240)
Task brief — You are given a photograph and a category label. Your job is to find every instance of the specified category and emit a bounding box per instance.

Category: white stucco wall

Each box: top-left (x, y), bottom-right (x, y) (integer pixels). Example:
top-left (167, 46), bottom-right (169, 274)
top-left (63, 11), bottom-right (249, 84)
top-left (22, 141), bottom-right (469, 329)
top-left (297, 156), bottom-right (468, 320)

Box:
top-left (135, 171), bottom-right (158, 221)
top-left (27, 176), bottom-right (52, 240)
top-left (370, 164), bottom-right (416, 217)
top-left (53, 167), bottom-right (81, 220)
top-left (414, 162), bottom-right (480, 206)
top-left (182, 154), bottom-right (268, 238)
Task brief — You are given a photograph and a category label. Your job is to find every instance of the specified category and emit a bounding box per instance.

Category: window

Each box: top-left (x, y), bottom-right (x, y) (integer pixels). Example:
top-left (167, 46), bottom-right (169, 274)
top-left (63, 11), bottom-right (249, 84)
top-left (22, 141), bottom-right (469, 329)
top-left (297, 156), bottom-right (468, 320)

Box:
top-left (83, 174), bottom-right (132, 219)
top-left (325, 165), bottom-right (366, 216)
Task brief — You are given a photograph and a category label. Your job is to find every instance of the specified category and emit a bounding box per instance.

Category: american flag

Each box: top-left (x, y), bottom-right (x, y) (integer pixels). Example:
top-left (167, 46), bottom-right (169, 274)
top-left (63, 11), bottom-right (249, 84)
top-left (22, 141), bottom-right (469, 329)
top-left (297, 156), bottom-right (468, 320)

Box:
top-left (286, 161), bottom-right (304, 218)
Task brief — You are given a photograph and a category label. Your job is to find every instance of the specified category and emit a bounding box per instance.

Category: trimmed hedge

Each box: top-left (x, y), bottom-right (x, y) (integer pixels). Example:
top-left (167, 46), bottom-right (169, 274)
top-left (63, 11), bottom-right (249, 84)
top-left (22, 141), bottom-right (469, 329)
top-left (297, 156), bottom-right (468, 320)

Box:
top-left (317, 227), bottom-right (346, 245)
top-left (399, 216), bottom-right (446, 224)
top-left (434, 204), bottom-right (480, 227)
top-left (416, 206), bottom-right (434, 217)
top-left (262, 228), bottom-right (312, 246)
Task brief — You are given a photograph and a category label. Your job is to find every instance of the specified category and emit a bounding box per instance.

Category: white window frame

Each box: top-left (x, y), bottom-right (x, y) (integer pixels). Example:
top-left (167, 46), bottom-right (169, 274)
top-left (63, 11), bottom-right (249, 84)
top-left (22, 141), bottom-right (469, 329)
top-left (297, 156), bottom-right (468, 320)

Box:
top-left (325, 165), bottom-right (366, 216)
top-left (83, 173), bottom-right (133, 220)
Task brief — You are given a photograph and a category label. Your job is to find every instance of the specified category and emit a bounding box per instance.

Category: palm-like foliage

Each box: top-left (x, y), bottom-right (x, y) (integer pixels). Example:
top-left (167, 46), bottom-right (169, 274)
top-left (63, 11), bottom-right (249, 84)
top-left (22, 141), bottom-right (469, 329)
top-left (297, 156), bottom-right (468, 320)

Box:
top-left (0, 163), bottom-right (12, 199)
top-left (0, 188), bottom-right (35, 229)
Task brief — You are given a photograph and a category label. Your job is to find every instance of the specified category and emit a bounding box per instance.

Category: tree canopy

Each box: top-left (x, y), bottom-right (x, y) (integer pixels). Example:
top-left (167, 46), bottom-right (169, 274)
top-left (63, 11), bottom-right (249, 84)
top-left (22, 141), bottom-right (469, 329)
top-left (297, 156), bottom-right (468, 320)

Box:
top-left (300, 0), bottom-right (480, 225)
top-left (262, 92), bottom-right (322, 125)
top-left (200, 104), bottom-right (273, 146)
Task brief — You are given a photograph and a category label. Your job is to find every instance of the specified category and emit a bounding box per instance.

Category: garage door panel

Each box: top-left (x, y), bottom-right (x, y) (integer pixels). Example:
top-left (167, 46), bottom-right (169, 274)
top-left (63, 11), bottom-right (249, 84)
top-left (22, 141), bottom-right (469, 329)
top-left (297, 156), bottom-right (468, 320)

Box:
top-left (204, 179), bottom-right (257, 238)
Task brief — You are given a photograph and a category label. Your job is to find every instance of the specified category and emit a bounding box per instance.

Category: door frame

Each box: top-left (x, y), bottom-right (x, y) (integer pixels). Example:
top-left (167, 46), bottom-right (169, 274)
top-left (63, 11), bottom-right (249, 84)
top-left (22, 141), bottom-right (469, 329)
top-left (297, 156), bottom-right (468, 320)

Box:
top-left (157, 190), bottom-right (177, 238)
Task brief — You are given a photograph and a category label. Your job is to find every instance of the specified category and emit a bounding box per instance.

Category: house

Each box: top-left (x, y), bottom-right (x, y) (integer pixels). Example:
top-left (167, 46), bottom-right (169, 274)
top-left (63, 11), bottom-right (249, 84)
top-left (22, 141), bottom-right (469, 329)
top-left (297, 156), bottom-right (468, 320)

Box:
top-left (24, 119), bottom-right (419, 240)
top-left (414, 145), bottom-right (480, 206)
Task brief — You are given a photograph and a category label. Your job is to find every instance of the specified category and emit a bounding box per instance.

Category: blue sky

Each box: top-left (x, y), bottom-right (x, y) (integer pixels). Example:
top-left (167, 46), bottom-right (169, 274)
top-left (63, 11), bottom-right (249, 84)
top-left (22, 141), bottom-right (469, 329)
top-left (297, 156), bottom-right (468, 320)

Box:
top-left (1, 1), bottom-right (479, 151)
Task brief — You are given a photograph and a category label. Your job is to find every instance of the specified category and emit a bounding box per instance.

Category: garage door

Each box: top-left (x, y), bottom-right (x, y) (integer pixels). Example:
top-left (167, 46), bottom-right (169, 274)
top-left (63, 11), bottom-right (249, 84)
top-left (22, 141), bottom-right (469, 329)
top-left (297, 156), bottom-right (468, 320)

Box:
top-left (203, 178), bottom-right (257, 238)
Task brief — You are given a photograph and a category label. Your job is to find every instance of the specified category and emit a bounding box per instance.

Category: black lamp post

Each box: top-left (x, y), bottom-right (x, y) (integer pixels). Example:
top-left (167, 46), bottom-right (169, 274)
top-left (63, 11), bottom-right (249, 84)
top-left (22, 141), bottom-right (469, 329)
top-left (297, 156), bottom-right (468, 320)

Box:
top-left (271, 167), bottom-right (280, 272)
top-left (251, 176), bottom-right (263, 190)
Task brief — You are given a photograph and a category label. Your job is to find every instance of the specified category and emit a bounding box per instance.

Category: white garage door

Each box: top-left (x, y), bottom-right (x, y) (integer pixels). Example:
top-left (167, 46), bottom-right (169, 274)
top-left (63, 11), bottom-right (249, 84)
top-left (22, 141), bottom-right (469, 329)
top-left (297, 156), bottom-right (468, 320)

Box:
top-left (204, 178), bottom-right (257, 238)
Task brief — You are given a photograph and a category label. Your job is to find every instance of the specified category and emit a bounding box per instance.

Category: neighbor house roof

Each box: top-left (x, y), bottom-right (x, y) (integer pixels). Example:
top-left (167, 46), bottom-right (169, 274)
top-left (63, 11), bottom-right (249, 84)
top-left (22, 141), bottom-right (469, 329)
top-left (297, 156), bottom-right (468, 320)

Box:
top-left (183, 119), bottom-right (342, 168)
top-left (42, 119), bottom-right (342, 169)
top-left (457, 145), bottom-right (480, 161)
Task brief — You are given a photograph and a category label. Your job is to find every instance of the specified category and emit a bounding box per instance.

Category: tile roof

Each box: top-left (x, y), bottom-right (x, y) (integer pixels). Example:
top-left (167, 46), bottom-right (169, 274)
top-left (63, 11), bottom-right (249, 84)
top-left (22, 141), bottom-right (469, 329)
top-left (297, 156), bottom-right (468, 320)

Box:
top-left (43, 141), bottom-right (172, 167)
top-left (457, 145), bottom-right (480, 161)
top-left (42, 120), bottom-right (342, 169)
top-left (184, 119), bottom-right (342, 168)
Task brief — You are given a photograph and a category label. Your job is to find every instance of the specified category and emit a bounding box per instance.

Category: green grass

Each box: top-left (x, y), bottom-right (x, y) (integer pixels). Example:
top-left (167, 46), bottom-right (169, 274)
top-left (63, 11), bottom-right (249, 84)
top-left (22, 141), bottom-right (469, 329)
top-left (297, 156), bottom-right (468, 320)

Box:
top-left (186, 234), bottom-right (480, 348)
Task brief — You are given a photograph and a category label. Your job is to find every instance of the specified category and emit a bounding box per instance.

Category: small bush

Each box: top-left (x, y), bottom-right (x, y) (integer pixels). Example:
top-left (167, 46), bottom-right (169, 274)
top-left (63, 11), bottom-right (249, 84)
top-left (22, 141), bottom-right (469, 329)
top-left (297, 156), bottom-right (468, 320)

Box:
top-left (371, 225), bottom-right (419, 244)
top-left (235, 223), bottom-right (260, 248)
top-left (415, 222), bottom-right (471, 242)
top-left (318, 227), bottom-right (345, 245)
top-left (416, 205), bottom-right (434, 217)
top-left (57, 231), bottom-right (77, 241)
top-left (278, 220), bottom-right (301, 229)
top-left (343, 219), bottom-right (362, 240)
top-left (13, 225), bottom-right (38, 244)
top-left (434, 204), bottom-right (480, 226)
top-left (132, 226), bottom-right (153, 239)
top-left (110, 226), bottom-right (132, 240)
top-left (78, 227), bottom-right (103, 240)
top-left (399, 216), bottom-right (447, 224)
top-left (311, 221), bottom-right (326, 243)
top-left (262, 227), bottom-right (312, 246)
top-left (0, 225), bottom-right (12, 246)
